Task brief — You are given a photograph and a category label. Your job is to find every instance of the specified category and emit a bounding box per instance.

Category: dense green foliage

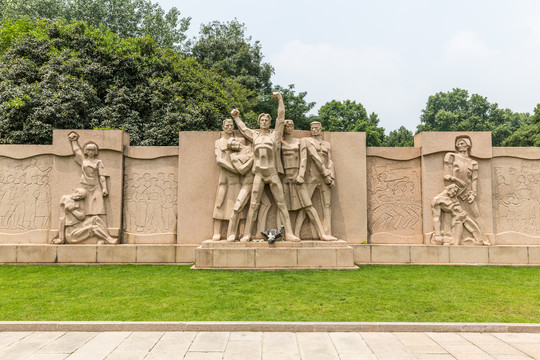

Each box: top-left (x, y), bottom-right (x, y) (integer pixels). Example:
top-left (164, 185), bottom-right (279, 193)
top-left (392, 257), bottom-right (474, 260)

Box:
top-left (0, 19), bottom-right (253, 145)
top-left (0, 2), bottom-right (537, 146)
top-left (316, 100), bottom-right (385, 146)
top-left (0, 265), bottom-right (538, 322)
top-left (416, 88), bottom-right (531, 146)
top-left (0, 0), bottom-right (189, 48)
top-left (385, 126), bottom-right (414, 147)
top-left (503, 104), bottom-right (540, 146)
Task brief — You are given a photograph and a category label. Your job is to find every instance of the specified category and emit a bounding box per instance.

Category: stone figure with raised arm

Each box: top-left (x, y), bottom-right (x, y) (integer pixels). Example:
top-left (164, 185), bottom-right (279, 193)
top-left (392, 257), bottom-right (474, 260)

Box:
top-left (281, 119), bottom-right (336, 241)
top-left (52, 188), bottom-right (118, 245)
top-left (296, 121), bottom-right (335, 236)
top-left (230, 92), bottom-right (300, 242)
top-left (68, 132), bottom-right (109, 223)
top-left (212, 119), bottom-right (242, 240)
top-left (431, 184), bottom-right (484, 246)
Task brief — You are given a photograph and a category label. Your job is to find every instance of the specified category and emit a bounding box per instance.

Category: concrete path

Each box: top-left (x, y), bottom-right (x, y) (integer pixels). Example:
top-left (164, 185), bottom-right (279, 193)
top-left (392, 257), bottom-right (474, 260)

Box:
top-left (0, 331), bottom-right (538, 360)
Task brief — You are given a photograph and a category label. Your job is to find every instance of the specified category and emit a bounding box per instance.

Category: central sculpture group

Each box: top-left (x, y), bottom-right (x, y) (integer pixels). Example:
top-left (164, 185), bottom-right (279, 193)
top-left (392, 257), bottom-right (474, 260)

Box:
top-left (212, 92), bottom-right (337, 243)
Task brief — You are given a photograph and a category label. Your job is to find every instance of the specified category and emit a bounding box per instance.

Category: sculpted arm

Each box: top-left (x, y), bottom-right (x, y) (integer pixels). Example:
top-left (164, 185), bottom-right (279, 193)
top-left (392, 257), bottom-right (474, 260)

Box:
top-left (68, 132), bottom-right (83, 165)
top-left (273, 92), bottom-right (285, 142)
top-left (296, 139), bottom-right (308, 184)
top-left (98, 161), bottom-right (109, 197)
top-left (230, 109), bottom-right (253, 142)
top-left (214, 141), bottom-right (236, 173)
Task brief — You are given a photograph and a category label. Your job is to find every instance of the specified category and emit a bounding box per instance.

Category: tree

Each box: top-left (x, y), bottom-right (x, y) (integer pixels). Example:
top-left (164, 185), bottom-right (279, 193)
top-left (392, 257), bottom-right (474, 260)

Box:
top-left (0, 19), bottom-right (253, 145)
top-left (502, 104), bottom-right (540, 147)
top-left (416, 88), bottom-right (530, 146)
top-left (0, 0), bottom-right (190, 48)
top-left (316, 100), bottom-right (385, 146)
top-left (385, 126), bottom-right (414, 147)
top-left (188, 19), bottom-right (273, 94)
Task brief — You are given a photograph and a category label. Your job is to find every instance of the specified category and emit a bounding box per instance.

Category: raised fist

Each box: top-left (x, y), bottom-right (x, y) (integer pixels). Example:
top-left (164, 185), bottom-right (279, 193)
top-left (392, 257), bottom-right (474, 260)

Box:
top-left (230, 109), bottom-right (240, 118)
top-left (272, 92), bottom-right (282, 99)
top-left (68, 132), bottom-right (79, 141)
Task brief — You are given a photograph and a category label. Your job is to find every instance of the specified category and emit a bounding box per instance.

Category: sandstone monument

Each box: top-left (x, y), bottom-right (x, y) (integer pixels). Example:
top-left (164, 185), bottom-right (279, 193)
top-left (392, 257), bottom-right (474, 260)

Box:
top-left (0, 102), bottom-right (538, 266)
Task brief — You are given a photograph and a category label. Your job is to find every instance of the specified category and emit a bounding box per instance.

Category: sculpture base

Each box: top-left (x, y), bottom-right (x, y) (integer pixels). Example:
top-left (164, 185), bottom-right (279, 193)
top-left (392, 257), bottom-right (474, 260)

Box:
top-left (192, 240), bottom-right (358, 270)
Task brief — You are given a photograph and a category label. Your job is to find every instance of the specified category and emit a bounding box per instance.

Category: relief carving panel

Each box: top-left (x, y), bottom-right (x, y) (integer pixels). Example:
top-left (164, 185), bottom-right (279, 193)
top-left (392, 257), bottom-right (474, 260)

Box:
top-left (367, 157), bottom-right (421, 243)
top-left (493, 158), bottom-right (540, 236)
top-left (0, 156), bottom-right (52, 232)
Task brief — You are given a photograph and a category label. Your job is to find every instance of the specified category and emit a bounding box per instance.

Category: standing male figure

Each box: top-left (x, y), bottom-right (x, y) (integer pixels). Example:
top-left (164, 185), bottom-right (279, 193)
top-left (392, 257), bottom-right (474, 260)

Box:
top-left (230, 92), bottom-right (300, 242)
top-left (212, 119), bottom-right (242, 240)
top-left (297, 121), bottom-right (335, 236)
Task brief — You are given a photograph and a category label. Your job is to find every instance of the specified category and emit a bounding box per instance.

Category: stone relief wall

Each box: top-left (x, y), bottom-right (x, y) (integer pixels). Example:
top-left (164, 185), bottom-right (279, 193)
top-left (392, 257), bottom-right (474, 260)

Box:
top-left (0, 154), bottom-right (53, 243)
top-left (367, 150), bottom-right (422, 244)
top-left (492, 153), bottom-right (540, 244)
top-left (123, 147), bottom-right (178, 244)
top-left (0, 129), bottom-right (538, 250)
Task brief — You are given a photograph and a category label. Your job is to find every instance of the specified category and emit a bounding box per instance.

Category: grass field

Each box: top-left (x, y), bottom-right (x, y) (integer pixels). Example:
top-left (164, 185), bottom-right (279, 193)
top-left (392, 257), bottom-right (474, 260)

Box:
top-left (0, 265), bottom-right (538, 322)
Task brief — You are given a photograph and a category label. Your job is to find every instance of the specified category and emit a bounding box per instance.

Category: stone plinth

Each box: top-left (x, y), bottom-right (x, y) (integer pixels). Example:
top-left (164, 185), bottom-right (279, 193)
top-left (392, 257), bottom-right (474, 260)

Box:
top-left (193, 240), bottom-right (358, 270)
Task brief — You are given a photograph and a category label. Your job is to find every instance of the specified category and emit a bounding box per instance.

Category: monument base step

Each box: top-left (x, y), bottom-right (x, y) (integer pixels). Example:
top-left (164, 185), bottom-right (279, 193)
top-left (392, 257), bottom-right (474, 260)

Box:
top-left (193, 240), bottom-right (358, 270)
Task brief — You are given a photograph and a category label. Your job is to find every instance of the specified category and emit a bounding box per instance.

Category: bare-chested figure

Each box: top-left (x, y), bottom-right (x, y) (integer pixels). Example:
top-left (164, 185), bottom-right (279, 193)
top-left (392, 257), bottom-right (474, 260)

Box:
top-left (230, 92), bottom-right (300, 242)
top-left (281, 120), bottom-right (336, 241)
top-left (296, 121), bottom-right (335, 236)
top-left (431, 184), bottom-right (486, 245)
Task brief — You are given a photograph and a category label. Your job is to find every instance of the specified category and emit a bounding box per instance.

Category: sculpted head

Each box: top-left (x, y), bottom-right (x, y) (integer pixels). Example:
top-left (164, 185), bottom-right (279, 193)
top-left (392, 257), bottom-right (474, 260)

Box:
top-left (72, 187), bottom-right (88, 201)
top-left (284, 119), bottom-right (294, 134)
top-left (83, 142), bottom-right (99, 158)
top-left (455, 135), bottom-right (472, 155)
top-left (446, 184), bottom-right (459, 197)
top-left (222, 119), bottom-right (234, 134)
top-left (258, 113), bottom-right (272, 130)
top-left (310, 121), bottom-right (322, 136)
top-left (227, 137), bottom-right (241, 151)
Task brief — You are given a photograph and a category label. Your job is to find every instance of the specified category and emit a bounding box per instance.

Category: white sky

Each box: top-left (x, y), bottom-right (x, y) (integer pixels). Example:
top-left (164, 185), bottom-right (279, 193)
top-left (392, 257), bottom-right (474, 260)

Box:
top-left (157, 0), bottom-right (540, 133)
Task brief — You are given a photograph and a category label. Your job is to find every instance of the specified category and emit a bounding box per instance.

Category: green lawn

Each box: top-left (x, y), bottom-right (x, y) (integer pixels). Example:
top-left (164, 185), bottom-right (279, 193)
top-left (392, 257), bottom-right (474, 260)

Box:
top-left (0, 265), bottom-right (538, 322)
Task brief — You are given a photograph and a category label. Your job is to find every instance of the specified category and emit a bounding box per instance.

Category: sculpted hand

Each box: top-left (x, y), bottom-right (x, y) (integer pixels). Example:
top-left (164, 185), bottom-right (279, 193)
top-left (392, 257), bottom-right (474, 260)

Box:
top-left (467, 191), bottom-right (476, 203)
top-left (68, 132), bottom-right (79, 141)
top-left (294, 175), bottom-right (304, 185)
top-left (102, 189), bottom-right (109, 197)
top-left (272, 92), bottom-right (282, 100)
top-left (230, 109), bottom-right (240, 118)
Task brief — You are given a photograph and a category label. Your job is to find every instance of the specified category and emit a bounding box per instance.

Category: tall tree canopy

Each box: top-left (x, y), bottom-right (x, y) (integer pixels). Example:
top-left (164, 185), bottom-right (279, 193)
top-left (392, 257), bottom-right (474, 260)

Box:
top-left (188, 19), bottom-right (273, 94)
top-left (385, 126), bottom-right (414, 147)
top-left (316, 100), bottom-right (385, 146)
top-left (0, 0), bottom-right (190, 48)
top-left (0, 18), bottom-right (253, 145)
top-left (502, 104), bottom-right (540, 146)
top-left (416, 88), bottom-right (530, 146)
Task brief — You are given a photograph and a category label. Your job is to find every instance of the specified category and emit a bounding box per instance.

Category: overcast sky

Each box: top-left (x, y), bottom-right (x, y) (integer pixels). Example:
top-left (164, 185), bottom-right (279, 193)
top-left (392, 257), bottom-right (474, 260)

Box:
top-left (156, 0), bottom-right (540, 133)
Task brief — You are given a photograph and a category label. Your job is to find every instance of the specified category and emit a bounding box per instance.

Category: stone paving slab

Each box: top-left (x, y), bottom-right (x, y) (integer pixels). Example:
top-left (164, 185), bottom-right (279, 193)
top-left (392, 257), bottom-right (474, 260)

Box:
top-left (0, 331), bottom-right (538, 360)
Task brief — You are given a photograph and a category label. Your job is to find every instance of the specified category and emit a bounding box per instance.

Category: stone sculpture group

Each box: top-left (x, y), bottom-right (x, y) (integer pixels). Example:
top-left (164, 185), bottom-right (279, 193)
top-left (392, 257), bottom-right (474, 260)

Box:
top-left (212, 92), bottom-right (336, 242)
top-left (430, 136), bottom-right (490, 246)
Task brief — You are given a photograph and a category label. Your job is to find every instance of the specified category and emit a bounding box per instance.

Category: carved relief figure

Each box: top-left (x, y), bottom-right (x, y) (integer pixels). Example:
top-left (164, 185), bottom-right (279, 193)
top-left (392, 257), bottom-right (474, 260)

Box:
top-left (230, 92), bottom-right (300, 242)
top-left (281, 119), bottom-right (336, 240)
top-left (430, 135), bottom-right (490, 245)
top-left (431, 184), bottom-right (485, 245)
top-left (296, 121), bottom-right (335, 236)
top-left (53, 188), bottom-right (118, 245)
top-left (368, 159), bottom-right (420, 233)
top-left (212, 119), bottom-right (243, 240)
top-left (0, 157), bottom-right (52, 230)
top-left (68, 132), bottom-right (109, 223)
top-left (123, 171), bottom-right (177, 234)
top-left (493, 161), bottom-right (540, 235)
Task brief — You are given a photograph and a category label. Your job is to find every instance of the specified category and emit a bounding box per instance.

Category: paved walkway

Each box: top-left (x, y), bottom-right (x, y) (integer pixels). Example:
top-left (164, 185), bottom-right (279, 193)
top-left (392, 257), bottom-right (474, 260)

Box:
top-left (0, 331), bottom-right (539, 360)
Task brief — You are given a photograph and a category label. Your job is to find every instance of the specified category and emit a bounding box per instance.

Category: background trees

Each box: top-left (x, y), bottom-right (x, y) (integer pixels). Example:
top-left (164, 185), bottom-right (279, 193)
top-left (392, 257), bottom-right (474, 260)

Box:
top-left (0, 2), bottom-right (536, 146)
top-left (416, 88), bottom-right (531, 146)
top-left (0, 19), bottom-right (252, 145)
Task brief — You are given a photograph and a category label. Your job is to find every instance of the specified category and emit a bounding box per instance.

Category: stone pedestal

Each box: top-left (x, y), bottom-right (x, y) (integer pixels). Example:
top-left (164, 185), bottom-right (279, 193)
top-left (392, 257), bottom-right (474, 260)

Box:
top-left (193, 240), bottom-right (358, 270)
